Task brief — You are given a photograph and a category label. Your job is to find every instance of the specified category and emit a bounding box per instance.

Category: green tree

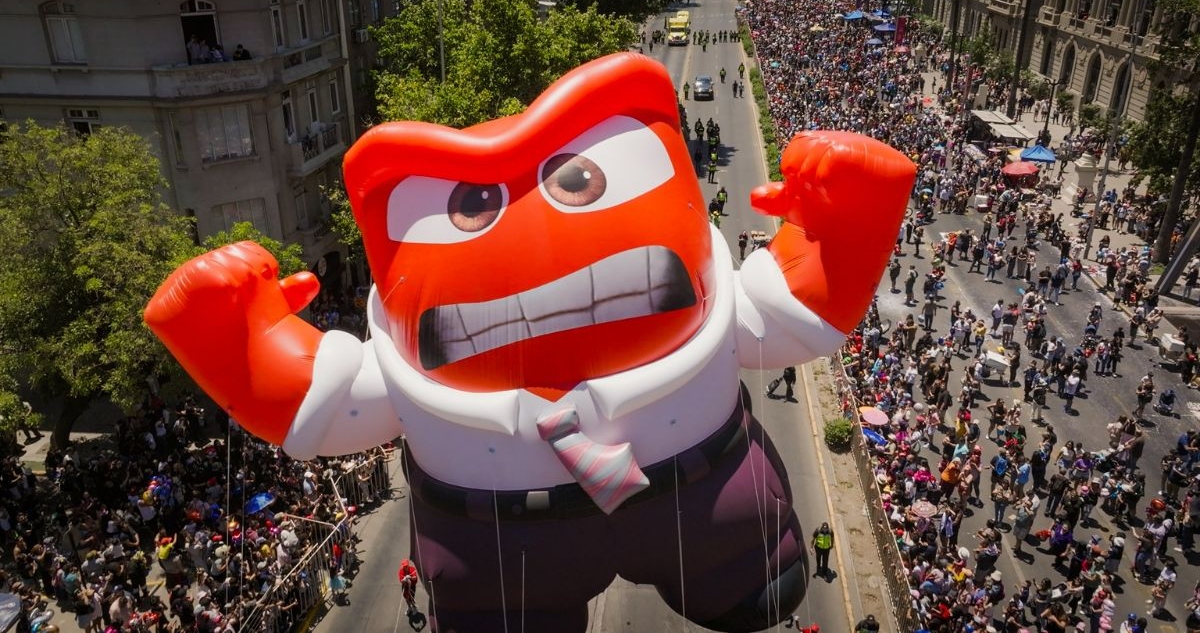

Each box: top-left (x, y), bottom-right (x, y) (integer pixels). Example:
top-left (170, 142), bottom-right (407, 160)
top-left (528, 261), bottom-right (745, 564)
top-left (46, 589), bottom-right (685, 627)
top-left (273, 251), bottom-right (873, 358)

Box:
top-left (372, 0), bottom-right (635, 128)
top-left (1146, 0), bottom-right (1200, 262)
top-left (325, 187), bottom-right (367, 273)
top-left (555, 0), bottom-right (667, 20)
top-left (0, 122), bottom-right (198, 450)
top-left (1128, 89), bottom-right (1200, 195)
top-left (202, 222), bottom-right (307, 276)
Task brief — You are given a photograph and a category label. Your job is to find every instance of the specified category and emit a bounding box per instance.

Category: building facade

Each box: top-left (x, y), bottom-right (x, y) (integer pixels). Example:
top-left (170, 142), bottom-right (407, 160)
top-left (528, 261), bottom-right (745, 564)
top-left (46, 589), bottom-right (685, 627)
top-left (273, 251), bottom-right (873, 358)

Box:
top-left (922, 0), bottom-right (1186, 122)
top-left (0, 0), bottom-right (405, 296)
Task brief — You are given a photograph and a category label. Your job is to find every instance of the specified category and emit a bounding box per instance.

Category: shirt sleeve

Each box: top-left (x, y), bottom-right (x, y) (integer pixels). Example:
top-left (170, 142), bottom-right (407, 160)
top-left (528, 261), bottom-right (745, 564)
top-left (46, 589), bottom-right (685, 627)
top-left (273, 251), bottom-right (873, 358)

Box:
top-left (734, 247), bottom-right (849, 369)
top-left (281, 331), bottom-right (400, 460)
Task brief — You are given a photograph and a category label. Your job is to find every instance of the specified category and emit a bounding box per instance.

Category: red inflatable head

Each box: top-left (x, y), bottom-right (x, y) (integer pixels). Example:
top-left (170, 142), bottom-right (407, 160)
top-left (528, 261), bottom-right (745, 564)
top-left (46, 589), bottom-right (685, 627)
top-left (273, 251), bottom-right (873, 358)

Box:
top-left (343, 54), bottom-right (712, 395)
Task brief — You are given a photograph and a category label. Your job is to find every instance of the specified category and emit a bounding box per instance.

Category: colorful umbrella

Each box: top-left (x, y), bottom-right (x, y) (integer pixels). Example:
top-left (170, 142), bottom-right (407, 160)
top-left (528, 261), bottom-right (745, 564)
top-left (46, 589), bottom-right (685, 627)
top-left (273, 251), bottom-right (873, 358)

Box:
top-left (859, 406), bottom-right (889, 426)
top-left (911, 499), bottom-right (938, 518)
top-left (1001, 161), bottom-right (1040, 176)
top-left (245, 492), bottom-right (276, 514)
top-left (862, 427), bottom-right (888, 446)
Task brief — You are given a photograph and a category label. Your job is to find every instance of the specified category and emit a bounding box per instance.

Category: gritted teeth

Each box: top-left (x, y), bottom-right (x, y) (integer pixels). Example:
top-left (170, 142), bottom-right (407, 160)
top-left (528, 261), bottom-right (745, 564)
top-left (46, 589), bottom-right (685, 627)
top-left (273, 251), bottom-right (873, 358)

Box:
top-left (417, 246), bottom-right (696, 370)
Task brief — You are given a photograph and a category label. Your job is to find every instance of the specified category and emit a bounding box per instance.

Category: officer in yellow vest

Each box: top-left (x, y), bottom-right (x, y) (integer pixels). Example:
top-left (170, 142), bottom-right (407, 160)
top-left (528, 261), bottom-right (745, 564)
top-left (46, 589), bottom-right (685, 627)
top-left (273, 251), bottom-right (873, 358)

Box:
top-left (811, 522), bottom-right (835, 578)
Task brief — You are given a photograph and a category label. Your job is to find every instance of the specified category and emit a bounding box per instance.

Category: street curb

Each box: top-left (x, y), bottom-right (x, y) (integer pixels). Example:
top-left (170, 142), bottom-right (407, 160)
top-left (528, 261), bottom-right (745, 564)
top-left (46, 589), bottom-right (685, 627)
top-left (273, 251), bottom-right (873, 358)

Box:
top-left (799, 361), bottom-right (868, 633)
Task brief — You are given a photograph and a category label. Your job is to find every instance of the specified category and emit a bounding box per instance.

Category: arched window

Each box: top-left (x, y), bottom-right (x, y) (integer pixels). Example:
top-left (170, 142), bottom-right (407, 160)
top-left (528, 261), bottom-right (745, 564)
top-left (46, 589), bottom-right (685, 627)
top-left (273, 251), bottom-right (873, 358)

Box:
top-left (180, 0), bottom-right (222, 64)
top-left (1110, 62), bottom-right (1130, 112)
top-left (41, 1), bottom-right (86, 64)
top-left (1082, 54), bottom-right (1102, 102)
top-left (1040, 33), bottom-right (1055, 76)
top-left (1059, 44), bottom-right (1076, 87)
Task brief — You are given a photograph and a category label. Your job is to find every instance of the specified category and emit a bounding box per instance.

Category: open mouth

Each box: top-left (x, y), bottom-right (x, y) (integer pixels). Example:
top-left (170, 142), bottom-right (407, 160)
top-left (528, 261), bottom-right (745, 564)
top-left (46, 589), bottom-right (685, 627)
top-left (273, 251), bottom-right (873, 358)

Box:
top-left (418, 246), bottom-right (696, 370)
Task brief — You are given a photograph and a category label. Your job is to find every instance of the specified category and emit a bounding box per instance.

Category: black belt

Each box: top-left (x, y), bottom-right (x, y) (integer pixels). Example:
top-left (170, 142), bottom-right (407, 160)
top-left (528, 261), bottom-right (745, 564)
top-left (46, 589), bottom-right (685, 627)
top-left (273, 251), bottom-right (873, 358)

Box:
top-left (404, 384), bottom-right (750, 521)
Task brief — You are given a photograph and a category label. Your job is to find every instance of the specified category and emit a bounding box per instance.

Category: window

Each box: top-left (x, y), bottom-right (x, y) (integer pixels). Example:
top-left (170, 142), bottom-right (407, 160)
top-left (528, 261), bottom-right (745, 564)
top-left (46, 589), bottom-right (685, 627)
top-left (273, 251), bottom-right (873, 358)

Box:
top-left (281, 90), bottom-right (295, 139)
top-left (320, 0), bottom-right (334, 34)
top-left (306, 88), bottom-right (319, 128)
top-left (370, 0), bottom-right (381, 22)
top-left (328, 76), bottom-right (341, 114)
top-left (295, 191), bottom-right (310, 229)
top-left (212, 198), bottom-right (268, 234)
top-left (65, 108), bottom-right (100, 135)
top-left (180, 0), bottom-right (220, 64)
top-left (348, 0), bottom-right (362, 28)
top-left (297, 0), bottom-right (310, 40)
top-left (270, 5), bottom-right (285, 49)
top-left (196, 104), bottom-right (254, 162)
top-left (42, 2), bottom-right (86, 64)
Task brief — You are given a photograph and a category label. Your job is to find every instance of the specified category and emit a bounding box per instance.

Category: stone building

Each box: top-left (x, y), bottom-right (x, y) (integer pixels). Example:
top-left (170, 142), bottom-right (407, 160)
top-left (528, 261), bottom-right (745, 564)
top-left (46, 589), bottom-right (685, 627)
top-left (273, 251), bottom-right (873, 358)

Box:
top-left (0, 0), bottom-right (402, 294)
top-left (922, 0), bottom-right (1190, 121)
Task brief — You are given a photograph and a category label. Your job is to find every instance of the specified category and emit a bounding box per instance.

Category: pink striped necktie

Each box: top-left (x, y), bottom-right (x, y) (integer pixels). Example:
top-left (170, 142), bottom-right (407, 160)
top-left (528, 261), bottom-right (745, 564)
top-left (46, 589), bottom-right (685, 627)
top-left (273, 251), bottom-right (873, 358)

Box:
top-left (537, 409), bottom-right (649, 515)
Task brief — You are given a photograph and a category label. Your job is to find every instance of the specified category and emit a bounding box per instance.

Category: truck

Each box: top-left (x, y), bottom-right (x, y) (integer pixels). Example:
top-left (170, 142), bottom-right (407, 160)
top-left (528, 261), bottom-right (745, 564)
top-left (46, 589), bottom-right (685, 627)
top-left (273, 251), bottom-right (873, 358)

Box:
top-left (667, 11), bottom-right (690, 45)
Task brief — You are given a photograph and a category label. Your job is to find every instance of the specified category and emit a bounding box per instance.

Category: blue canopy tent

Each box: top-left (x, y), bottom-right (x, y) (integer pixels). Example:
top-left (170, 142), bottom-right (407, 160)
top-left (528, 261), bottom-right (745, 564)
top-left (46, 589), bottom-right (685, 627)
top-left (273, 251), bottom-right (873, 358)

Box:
top-left (843, 9), bottom-right (865, 19)
top-left (1019, 144), bottom-right (1057, 163)
top-left (866, 37), bottom-right (885, 45)
top-left (874, 22), bottom-right (897, 32)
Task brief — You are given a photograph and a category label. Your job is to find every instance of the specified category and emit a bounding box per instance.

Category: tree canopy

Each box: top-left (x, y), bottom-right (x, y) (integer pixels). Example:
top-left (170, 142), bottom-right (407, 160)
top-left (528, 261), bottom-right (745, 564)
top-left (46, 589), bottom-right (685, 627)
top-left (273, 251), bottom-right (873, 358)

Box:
top-left (0, 122), bottom-right (198, 446)
top-left (371, 0), bottom-right (636, 128)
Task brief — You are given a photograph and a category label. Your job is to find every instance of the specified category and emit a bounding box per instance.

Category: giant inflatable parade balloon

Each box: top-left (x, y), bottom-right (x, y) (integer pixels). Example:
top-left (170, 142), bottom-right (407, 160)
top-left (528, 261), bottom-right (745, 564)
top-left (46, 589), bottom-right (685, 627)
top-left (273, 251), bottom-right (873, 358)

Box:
top-left (145, 53), bottom-right (915, 632)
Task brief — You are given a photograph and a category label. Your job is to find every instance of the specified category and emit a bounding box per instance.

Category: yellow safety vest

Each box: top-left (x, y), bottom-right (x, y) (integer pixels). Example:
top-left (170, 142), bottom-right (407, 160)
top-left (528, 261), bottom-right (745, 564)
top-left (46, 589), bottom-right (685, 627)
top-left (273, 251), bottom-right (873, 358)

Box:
top-left (815, 532), bottom-right (832, 550)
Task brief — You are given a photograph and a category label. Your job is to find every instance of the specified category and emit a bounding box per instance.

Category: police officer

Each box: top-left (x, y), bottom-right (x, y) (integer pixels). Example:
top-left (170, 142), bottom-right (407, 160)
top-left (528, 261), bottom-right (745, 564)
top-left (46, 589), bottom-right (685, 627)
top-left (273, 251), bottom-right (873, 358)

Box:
top-left (716, 187), bottom-right (728, 214)
top-left (719, 67), bottom-right (727, 83)
top-left (682, 82), bottom-right (690, 100)
top-left (811, 522), bottom-right (835, 577)
top-left (738, 62), bottom-right (746, 79)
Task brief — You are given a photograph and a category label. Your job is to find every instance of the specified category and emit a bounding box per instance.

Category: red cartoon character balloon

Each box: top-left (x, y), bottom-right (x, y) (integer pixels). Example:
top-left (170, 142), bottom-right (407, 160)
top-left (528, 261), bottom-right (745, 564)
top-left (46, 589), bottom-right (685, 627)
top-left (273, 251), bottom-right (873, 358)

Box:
top-left (146, 53), bottom-right (914, 632)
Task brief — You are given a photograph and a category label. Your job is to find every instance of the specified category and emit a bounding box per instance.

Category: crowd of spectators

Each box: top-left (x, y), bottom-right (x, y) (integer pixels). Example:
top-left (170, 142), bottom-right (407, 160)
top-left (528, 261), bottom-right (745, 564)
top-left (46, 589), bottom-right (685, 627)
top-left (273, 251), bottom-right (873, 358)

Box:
top-left (743, 0), bottom-right (1200, 630)
top-left (1, 394), bottom-right (388, 632)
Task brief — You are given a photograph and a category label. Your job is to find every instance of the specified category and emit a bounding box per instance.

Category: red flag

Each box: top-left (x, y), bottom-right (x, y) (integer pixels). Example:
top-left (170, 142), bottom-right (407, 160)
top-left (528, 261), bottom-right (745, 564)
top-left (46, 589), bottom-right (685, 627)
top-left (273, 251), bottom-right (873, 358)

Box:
top-left (896, 16), bottom-right (908, 44)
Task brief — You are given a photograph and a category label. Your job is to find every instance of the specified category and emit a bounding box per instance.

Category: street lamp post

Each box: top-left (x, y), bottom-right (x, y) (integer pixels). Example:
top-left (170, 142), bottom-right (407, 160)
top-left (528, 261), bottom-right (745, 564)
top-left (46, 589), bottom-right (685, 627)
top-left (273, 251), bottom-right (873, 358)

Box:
top-left (1042, 79), bottom-right (1059, 137)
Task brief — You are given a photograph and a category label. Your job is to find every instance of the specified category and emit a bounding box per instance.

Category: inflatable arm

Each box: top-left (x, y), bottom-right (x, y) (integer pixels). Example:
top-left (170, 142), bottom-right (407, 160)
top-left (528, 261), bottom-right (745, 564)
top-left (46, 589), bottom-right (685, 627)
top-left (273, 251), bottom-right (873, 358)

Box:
top-left (144, 242), bottom-right (396, 459)
top-left (736, 131), bottom-right (915, 368)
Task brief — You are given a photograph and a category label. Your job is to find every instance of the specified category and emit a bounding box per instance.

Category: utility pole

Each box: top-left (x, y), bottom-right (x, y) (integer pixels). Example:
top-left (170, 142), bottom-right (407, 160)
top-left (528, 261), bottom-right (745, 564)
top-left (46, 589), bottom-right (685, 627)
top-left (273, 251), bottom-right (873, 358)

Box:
top-left (1084, 0), bottom-right (1143, 260)
top-left (1005, 0), bottom-right (1037, 119)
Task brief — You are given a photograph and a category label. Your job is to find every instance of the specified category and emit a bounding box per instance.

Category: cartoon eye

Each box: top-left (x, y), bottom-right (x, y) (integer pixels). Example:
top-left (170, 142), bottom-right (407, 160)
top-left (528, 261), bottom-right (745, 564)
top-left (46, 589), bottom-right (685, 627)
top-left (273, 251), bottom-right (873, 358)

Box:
top-left (542, 154), bottom-right (607, 207)
top-left (388, 177), bottom-right (508, 244)
top-left (448, 183), bottom-right (504, 231)
top-left (537, 115), bottom-right (675, 214)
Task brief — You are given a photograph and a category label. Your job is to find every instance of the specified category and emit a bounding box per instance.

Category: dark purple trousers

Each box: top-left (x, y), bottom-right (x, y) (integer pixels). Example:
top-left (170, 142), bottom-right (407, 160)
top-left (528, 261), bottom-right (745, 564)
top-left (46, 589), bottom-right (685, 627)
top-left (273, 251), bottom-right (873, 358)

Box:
top-left (405, 399), bottom-right (808, 633)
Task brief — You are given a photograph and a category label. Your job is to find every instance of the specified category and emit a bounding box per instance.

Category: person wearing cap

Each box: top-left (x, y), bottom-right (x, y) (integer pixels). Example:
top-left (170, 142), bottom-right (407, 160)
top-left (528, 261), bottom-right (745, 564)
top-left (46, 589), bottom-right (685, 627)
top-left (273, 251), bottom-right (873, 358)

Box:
top-left (811, 522), bottom-right (835, 578)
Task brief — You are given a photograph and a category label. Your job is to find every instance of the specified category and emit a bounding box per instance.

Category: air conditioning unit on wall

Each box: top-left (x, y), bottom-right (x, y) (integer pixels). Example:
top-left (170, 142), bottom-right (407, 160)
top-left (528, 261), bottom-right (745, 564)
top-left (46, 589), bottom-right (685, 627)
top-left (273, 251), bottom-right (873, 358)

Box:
top-left (353, 28), bottom-right (370, 43)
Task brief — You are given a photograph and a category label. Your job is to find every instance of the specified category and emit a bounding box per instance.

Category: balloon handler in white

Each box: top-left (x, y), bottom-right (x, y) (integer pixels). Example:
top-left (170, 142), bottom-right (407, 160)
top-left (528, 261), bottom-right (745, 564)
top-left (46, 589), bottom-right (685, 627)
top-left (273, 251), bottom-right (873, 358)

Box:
top-left (145, 53), bottom-right (914, 632)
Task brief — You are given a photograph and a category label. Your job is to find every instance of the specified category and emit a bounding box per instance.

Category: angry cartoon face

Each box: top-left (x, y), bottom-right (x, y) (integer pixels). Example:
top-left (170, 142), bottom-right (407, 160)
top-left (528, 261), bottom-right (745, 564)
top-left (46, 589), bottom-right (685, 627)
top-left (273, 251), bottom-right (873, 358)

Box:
top-left (343, 54), bottom-right (715, 395)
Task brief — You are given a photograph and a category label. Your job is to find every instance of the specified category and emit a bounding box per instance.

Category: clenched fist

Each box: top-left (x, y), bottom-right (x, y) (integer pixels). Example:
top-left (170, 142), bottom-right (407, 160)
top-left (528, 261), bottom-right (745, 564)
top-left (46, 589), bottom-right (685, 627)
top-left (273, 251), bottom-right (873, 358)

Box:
top-left (145, 242), bottom-right (323, 444)
top-left (749, 131), bottom-right (915, 332)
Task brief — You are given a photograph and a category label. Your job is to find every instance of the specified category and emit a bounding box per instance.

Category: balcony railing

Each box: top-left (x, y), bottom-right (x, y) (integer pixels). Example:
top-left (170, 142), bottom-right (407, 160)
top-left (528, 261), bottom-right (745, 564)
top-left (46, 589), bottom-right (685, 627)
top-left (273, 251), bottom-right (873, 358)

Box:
top-left (151, 35), bottom-right (341, 99)
top-left (290, 121), bottom-right (345, 177)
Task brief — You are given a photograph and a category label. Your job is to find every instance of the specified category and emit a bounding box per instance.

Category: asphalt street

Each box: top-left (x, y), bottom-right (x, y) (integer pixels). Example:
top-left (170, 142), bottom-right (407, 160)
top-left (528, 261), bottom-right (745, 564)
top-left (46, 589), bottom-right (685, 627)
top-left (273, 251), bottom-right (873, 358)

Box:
top-left (315, 1), bottom-right (860, 631)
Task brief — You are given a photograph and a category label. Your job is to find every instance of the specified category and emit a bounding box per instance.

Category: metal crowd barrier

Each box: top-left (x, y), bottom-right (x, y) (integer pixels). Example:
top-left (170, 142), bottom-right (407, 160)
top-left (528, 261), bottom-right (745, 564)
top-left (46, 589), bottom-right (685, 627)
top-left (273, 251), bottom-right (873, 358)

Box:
top-left (239, 448), bottom-right (394, 633)
top-left (828, 355), bottom-right (926, 632)
top-left (239, 519), bottom-right (336, 633)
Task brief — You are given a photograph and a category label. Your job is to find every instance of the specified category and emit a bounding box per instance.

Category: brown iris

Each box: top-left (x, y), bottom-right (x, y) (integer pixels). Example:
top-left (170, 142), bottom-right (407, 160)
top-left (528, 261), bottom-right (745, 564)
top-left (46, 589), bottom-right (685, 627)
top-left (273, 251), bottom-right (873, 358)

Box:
top-left (542, 153), bottom-right (606, 206)
top-left (447, 182), bottom-right (503, 232)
